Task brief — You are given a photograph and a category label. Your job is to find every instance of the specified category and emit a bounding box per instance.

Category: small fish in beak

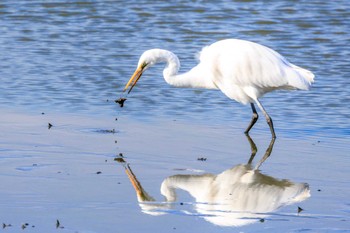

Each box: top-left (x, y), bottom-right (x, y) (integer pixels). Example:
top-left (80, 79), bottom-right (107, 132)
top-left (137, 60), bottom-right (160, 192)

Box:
top-left (115, 98), bottom-right (127, 107)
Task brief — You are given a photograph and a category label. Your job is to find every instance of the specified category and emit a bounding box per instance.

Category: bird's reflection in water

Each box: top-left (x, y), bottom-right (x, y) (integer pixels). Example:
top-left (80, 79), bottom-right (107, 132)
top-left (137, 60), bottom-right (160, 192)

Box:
top-left (118, 136), bottom-right (310, 227)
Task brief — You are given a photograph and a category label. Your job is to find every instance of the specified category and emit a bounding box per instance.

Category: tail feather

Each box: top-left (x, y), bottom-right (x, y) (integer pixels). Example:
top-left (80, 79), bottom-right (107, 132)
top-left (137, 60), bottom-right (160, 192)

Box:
top-left (287, 64), bottom-right (315, 90)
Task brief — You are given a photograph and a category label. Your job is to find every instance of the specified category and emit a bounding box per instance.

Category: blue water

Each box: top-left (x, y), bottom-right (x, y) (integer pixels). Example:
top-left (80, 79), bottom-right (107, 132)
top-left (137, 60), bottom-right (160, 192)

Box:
top-left (1, 2), bottom-right (350, 232)
top-left (0, 0), bottom-right (349, 138)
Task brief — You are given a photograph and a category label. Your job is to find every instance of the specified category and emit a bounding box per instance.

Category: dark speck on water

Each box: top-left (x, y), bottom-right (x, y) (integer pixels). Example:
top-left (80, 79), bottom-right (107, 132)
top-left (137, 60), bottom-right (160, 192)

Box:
top-left (56, 219), bottom-right (64, 229)
top-left (114, 157), bottom-right (126, 163)
top-left (298, 206), bottom-right (304, 214)
top-left (96, 129), bottom-right (116, 134)
top-left (2, 223), bottom-right (12, 229)
top-left (114, 153), bottom-right (126, 162)
top-left (21, 223), bottom-right (29, 229)
top-left (115, 98), bottom-right (127, 107)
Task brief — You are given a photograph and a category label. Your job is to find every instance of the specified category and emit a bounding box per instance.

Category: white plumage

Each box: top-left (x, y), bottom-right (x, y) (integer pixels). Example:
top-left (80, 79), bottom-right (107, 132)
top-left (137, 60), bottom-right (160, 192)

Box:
top-left (124, 39), bottom-right (315, 138)
top-left (121, 161), bottom-right (310, 226)
top-left (160, 164), bottom-right (310, 227)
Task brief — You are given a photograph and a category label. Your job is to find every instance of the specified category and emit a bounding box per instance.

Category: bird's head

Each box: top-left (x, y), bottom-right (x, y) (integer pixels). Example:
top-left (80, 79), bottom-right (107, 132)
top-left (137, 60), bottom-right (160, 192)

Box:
top-left (123, 50), bottom-right (160, 94)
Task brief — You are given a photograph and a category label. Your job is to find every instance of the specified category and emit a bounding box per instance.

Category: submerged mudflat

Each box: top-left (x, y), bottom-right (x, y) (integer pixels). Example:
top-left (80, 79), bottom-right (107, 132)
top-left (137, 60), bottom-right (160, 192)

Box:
top-left (0, 109), bottom-right (349, 233)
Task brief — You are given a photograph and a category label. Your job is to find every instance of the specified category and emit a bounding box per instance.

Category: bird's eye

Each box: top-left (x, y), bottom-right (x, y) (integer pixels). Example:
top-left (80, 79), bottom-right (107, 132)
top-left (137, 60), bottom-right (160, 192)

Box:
top-left (141, 62), bottom-right (148, 69)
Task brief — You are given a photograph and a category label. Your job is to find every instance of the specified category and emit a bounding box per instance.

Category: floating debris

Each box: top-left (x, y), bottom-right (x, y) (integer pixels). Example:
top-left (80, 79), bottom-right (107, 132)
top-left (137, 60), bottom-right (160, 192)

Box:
top-left (108, 129), bottom-right (116, 134)
top-left (96, 129), bottom-right (116, 134)
top-left (298, 206), bottom-right (304, 214)
top-left (56, 219), bottom-right (64, 229)
top-left (114, 153), bottom-right (125, 163)
top-left (2, 223), bottom-right (12, 229)
top-left (21, 223), bottom-right (29, 229)
top-left (48, 123), bottom-right (53, 129)
top-left (115, 98), bottom-right (127, 107)
top-left (114, 157), bottom-right (126, 163)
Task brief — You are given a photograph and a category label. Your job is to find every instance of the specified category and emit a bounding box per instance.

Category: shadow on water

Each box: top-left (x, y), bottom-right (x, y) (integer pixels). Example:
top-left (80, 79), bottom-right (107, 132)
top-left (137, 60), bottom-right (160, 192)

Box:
top-left (116, 136), bottom-right (310, 227)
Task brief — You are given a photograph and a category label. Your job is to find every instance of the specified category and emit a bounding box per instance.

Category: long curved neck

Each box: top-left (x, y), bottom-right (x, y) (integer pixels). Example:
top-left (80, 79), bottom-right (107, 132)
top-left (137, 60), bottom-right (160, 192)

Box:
top-left (160, 174), bottom-right (215, 202)
top-left (159, 50), bottom-right (181, 85)
top-left (156, 49), bottom-right (216, 89)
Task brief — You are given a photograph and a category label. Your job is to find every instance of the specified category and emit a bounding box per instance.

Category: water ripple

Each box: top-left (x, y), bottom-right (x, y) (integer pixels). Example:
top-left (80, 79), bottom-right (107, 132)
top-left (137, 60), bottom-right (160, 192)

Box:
top-left (0, 0), bottom-right (349, 138)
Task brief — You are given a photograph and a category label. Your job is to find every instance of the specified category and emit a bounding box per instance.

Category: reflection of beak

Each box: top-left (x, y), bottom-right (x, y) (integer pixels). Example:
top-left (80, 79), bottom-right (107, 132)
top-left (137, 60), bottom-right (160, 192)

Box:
top-left (124, 164), bottom-right (155, 202)
top-left (123, 66), bottom-right (143, 94)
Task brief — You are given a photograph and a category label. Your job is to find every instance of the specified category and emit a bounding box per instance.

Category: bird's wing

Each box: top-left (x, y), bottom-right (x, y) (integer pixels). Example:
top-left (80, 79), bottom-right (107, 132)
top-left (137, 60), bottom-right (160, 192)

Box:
top-left (199, 39), bottom-right (313, 100)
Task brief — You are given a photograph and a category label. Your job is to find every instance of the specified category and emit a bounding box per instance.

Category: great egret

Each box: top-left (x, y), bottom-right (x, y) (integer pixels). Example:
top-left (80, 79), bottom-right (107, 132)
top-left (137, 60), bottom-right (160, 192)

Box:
top-left (123, 39), bottom-right (315, 138)
top-left (159, 164), bottom-right (310, 227)
top-left (117, 137), bottom-right (310, 226)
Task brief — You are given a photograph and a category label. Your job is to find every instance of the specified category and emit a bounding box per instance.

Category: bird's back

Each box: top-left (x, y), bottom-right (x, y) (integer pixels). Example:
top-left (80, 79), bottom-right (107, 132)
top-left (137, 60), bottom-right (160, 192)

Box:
top-left (198, 39), bottom-right (314, 103)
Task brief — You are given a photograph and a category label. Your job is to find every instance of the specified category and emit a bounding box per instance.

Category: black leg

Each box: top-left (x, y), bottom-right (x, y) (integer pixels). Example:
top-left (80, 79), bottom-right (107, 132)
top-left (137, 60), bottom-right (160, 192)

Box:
top-left (254, 137), bottom-right (276, 170)
top-left (255, 99), bottom-right (276, 139)
top-left (246, 134), bottom-right (258, 164)
top-left (244, 103), bottom-right (259, 135)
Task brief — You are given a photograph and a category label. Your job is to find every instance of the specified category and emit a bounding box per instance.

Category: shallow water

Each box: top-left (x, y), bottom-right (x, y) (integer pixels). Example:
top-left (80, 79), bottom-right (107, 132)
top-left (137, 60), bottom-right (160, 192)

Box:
top-left (0, 0), bottom-right (350, 232)
top-left (0, 0), bottom-right (350, 137)
top-left (0, 111), bottom-right (349, 232)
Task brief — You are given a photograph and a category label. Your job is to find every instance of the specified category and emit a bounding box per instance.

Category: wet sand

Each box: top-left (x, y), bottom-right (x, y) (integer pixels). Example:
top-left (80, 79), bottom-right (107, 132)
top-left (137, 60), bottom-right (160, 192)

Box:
top-left (0, 108), bottom-right (349, 233)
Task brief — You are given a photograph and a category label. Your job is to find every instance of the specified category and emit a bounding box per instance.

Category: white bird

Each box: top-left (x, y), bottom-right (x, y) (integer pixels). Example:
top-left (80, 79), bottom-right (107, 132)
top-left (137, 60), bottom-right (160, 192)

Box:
top-left (121, 161), bottom-right (310, 226)
top-left (160, 164), bottom-right (310, 227)
top-left (123, 39), bottom-right (315, 138)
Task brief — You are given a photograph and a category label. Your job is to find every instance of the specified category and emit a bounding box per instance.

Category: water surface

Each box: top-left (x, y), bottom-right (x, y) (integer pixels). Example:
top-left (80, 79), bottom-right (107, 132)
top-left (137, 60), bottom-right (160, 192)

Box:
top-left (0, 0), bottom-right (349, 137)
top-left (0, 1), bottom-right (350, 232)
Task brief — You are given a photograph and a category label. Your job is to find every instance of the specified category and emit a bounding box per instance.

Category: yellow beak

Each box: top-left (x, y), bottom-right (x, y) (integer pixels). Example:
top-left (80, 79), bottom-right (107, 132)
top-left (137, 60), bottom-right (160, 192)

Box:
top-left (123, 66), bottom-right (144, 94)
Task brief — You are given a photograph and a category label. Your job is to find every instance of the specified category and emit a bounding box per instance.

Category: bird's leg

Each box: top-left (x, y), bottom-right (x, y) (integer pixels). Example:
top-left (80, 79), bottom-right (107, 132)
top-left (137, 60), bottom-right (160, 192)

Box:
top-left (244, 103), bottom-right (259, 135)
top-left (246, 134), bottom-right (258, 164)
top-left (255, 99), bottom-right (276, 139)
top-left (254, 137), bottom-right (276, 170)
